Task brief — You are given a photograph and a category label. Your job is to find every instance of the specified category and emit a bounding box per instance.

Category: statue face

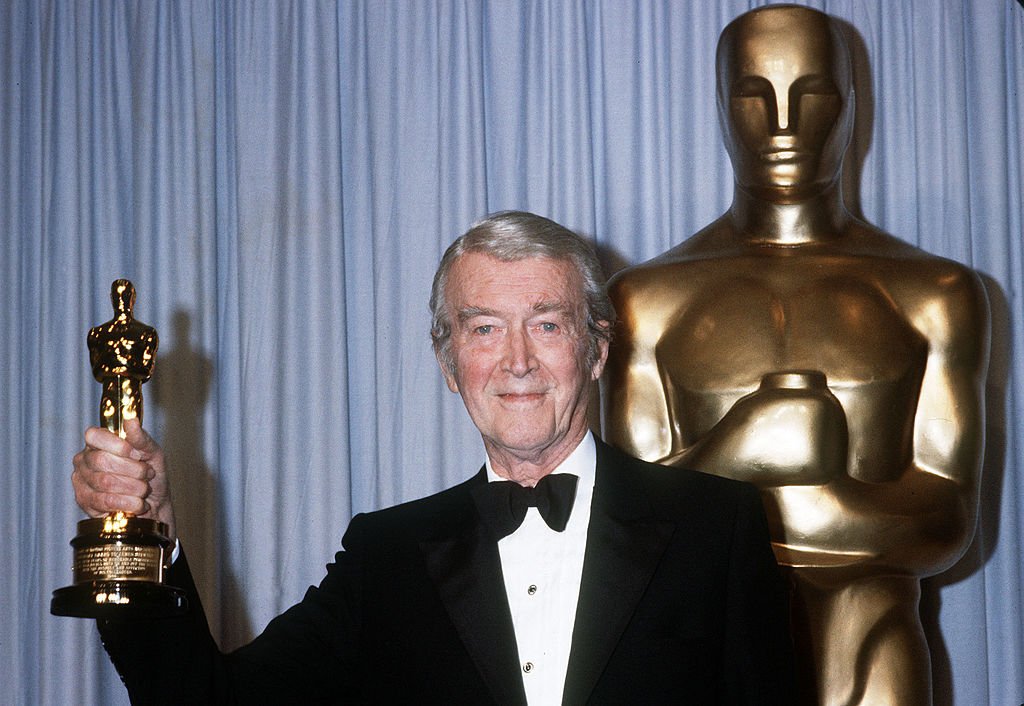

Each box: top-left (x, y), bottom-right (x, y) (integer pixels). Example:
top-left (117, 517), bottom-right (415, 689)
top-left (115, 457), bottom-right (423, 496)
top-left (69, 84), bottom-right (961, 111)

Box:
top-left (112, 279), bottom-right (136, 316)
top-left (717, 7), bottom-right (853, 201)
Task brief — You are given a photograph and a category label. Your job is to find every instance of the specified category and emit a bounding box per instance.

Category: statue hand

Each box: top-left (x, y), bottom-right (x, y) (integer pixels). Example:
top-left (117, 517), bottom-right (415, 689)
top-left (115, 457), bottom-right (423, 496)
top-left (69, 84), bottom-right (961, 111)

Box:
top-left (680, 372), bottom-right (848, 485)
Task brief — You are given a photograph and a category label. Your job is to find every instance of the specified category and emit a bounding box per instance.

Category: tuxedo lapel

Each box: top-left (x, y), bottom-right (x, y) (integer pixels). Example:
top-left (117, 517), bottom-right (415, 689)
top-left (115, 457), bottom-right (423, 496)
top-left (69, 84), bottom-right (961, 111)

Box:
top-left (419, 469), bottom-right (527, 706)
top-left (562, 441), bottom-right (675, 704)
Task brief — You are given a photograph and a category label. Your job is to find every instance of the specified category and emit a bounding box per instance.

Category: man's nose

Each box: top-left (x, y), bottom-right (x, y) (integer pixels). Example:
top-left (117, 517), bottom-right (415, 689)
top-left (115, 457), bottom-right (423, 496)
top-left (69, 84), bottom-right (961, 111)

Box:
top-left (502, 328), bottom-right (537, 377)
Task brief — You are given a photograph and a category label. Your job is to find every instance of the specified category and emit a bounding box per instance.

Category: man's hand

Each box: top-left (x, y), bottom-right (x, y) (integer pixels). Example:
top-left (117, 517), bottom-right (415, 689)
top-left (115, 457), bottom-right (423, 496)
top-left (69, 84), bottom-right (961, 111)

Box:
top-left (72, 418), bottom-right (177, 543)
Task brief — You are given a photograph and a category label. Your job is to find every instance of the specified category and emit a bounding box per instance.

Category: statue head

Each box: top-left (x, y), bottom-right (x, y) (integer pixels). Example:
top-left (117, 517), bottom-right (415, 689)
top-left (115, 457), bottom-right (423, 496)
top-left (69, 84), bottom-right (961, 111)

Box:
top-left (716, 5), bottom-right (854, 203)
top-left (111, 279), bottom-right (136, 321)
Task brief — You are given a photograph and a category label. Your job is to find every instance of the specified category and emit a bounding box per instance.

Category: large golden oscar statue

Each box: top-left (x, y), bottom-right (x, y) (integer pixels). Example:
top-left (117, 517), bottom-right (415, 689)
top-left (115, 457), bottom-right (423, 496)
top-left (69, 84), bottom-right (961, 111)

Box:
top-left (601, 6), bottom-right (990, 705)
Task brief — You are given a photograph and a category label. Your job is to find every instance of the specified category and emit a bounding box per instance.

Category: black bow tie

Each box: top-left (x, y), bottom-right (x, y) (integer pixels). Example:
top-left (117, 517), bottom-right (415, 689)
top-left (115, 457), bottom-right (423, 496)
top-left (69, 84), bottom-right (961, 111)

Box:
top-left (472, 473), bottom-right (579, 539)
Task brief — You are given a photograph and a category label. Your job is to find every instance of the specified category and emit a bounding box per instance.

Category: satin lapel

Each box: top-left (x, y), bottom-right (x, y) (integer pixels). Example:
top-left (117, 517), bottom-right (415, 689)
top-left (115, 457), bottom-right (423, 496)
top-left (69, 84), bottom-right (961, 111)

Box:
top-left (419, 469), bottom-right (526, 706)
top-left (562, 441), bottom-right (675, 704)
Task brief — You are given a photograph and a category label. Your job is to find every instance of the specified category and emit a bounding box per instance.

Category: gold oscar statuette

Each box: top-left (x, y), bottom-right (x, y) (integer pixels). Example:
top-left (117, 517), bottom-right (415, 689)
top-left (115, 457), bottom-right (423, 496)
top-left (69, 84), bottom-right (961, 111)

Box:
top-left (51, 279), bottom-right (187, 618)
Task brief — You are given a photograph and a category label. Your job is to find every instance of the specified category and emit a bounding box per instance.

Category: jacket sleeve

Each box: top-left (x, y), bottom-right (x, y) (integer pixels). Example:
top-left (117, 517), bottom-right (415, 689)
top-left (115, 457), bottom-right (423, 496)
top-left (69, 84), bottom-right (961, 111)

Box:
top-left (719, 483), bottom-right (796, 704)
top-left (98, 517), bottom-right (369, 705)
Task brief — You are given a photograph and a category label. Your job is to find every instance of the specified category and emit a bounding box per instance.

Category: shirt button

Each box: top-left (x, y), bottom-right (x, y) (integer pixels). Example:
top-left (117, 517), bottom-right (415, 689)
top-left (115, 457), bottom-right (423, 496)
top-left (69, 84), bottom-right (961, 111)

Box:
top-left (527, 584), bottom-right (537, 595)
top-left (523, 661), bottom-right (534, 673)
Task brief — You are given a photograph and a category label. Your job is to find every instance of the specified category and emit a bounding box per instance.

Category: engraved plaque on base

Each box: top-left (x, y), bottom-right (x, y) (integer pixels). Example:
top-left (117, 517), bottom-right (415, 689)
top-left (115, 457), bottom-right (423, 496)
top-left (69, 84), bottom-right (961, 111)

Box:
top-left (51, 280), bottom-right (187, 618)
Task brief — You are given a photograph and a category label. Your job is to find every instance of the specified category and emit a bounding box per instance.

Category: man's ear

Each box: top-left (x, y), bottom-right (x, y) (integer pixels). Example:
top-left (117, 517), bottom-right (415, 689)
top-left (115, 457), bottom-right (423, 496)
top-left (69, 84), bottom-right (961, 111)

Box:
top-left (435, 349), bottom-right (460, 393)
top-left (590, 321), bottom-right (611, 381)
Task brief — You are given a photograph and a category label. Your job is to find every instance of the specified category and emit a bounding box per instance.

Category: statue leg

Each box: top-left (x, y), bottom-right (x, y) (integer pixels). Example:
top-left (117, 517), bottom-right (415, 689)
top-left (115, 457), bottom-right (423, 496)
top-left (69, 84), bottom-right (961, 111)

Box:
top-left (791, 573), bottom-right (931, 706)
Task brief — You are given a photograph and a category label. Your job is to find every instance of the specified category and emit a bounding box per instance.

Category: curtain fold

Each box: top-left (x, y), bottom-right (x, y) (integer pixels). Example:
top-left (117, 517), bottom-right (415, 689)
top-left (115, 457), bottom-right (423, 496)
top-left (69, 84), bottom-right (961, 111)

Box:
top-left (3, 2), bottom-right (1022, 704)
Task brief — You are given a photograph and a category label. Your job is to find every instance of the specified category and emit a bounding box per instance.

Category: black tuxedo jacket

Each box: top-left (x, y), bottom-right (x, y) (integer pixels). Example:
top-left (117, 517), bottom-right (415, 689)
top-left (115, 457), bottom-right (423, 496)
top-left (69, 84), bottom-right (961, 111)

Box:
top-left (99, 439), bottom-right (794, 704)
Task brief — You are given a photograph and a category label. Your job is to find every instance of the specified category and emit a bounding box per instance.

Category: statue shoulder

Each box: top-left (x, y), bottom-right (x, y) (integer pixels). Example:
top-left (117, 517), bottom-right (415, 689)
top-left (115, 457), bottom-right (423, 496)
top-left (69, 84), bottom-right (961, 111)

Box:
top-left (607, 257), bottom-right (706, 320)
top-left (906, 259), bottom-right (989, 341)
top-left (610, 218), bottom-right (733, 288)
top-left (852, 227), bottom-right (991, 345)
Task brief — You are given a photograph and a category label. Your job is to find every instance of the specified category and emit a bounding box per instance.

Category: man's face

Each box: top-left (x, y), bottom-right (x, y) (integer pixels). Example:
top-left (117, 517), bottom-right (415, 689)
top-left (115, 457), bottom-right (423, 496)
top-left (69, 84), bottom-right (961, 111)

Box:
top-left (719, 9), bottom-right (851, 201)
top-left (439, 252), bottom-right (607, 469)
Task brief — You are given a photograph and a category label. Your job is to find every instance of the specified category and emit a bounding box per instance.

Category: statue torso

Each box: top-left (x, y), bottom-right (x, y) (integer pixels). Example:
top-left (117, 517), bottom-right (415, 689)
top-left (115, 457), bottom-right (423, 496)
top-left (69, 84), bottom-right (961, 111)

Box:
top-left (608, 223), bottom-right (964, 484)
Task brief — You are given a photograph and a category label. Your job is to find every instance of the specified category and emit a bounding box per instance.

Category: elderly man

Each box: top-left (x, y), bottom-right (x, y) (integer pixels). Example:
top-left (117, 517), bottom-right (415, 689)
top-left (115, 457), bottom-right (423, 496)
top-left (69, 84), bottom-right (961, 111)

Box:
top-left (73, 211), bottom-right (793, 704)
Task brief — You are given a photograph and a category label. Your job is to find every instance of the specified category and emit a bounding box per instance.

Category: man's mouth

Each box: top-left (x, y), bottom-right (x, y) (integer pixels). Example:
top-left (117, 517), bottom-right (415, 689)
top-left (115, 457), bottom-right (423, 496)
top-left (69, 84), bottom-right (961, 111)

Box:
top-left (497, 391), bottom-right (547, 402)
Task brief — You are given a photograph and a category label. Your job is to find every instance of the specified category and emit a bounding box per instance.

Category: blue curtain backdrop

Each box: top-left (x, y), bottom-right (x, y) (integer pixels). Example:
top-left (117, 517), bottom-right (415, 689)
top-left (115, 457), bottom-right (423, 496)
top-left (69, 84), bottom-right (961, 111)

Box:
top-left (2, 1), bottom-right (1021, 704)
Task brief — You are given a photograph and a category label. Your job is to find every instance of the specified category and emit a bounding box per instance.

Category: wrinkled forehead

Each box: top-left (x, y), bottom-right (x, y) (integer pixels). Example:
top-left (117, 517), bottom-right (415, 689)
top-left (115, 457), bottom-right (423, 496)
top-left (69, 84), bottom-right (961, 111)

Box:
top-left (717, 8), bottom-right (846, 91)
top-left (447, 252), bottom-right (583, 305)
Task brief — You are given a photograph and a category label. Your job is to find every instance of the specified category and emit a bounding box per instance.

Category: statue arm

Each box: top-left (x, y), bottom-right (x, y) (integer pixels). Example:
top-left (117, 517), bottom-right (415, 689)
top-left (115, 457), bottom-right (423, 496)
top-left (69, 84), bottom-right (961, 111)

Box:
top-left (601, 279), bottom-right (678, 462)
top-left (902, 268), bottom-right (990, 560)
top-left (772, 271), bottom-right (991, 577)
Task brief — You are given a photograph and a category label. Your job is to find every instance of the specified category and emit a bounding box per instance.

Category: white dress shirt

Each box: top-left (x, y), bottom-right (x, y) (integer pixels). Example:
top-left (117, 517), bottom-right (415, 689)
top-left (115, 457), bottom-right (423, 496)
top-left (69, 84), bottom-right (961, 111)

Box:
top-left (485, 432), bottom-right (596, 706)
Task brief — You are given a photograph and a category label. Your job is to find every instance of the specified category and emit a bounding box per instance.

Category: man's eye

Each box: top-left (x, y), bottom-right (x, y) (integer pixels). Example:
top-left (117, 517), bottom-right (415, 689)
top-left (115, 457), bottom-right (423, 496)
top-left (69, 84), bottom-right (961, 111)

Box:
top-left (473, 325), bottom-right (493, 335)
top-left (539, 322), bottom-right (559, 333)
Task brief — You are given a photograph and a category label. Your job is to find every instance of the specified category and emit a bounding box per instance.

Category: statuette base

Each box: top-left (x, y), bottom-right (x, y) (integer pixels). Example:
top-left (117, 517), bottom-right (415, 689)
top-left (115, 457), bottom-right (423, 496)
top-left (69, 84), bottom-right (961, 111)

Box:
top-left (50, 514), bottom-right (187, 618)
top-left (51, 580), bottom-right (187, 619)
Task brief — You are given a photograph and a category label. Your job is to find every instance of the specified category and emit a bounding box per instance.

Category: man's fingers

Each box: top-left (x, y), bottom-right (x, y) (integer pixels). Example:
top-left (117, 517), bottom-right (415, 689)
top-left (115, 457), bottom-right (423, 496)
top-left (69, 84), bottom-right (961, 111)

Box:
top-left (73, 422), bottom-right (169, 527)
top-left (83, 425), bottom-right (132, 455)
top-left (79, 444), bottom-right (154, 482)
top-left (88, 459), bottom-right (153, 497)
top-left (83, 421), bottom-right (159, 462)
top-left (123, 418), bottom-right (160, 460)
top-left (95, 491), bottom-right (148, 517)
top-left (72, 462), bottom-right (151, 517)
